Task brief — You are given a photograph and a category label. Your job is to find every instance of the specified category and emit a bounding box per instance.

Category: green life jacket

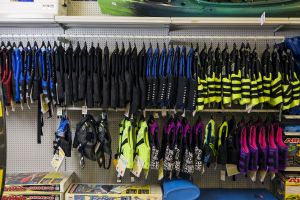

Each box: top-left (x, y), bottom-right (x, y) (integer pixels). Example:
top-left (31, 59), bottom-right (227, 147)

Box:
top-left (135, 120), bottom-right (151, 170)
top-left (118, 118), bottom-right (134, 169)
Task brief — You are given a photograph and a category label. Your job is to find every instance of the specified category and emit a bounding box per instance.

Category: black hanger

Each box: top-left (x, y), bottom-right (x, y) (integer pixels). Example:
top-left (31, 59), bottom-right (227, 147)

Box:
top-left (1, 41), bottom-right (5, 49)
top-left (13, 42), bottom-right (17, 48)
top-left (33, 41), bottom-right (38, 48)
top-left (41, 41), bottom-right (46, 48)
top-left (246, 42), bottom-right (251, 50)
top-left (223, 115), bottom-right (226, 122)
top-left (53, 41), bottom-right (58, 48)
top-left (26, 41), bottom-right (31, 48)
top-left (47, 41), bottom-right (52, 49)
top-left (18, 41), bottom-right (24, 48)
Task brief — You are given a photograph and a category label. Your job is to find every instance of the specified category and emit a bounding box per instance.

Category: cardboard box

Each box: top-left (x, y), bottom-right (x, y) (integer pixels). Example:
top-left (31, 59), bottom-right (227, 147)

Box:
top-left (2, 192), bottom-right (64, 200)
top-left (284, 136), bottom-right (300, 167)
top-left (274, 172), bottom-right (300, 200)
top-left (65, 184), bottom-right (162, 200)
top-left (5, 172), bottom-right (74, 193)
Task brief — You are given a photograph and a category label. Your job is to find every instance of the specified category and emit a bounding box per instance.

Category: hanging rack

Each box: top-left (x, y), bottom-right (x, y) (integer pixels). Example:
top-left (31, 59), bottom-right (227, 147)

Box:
top-left (0, 34), bottom-right (285, 40)
top-left (59, 106), bottom-right (279, 113)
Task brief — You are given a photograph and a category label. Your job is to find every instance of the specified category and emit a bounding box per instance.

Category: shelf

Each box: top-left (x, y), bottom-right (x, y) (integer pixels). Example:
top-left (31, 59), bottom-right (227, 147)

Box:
top-left (284, 132), bottom-right (300, 136)
top-left (283, 115), bottom-right (300, 119)
top-left (284, 167), bottom-right (300, 172)
top-left (55, 16), bottom-right (171, 28)
top-left (0, 16), bottom-right (57, 28)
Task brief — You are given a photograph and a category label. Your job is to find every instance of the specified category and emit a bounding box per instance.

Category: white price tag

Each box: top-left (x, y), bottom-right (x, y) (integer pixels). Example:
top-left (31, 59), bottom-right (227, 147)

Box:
top-left (220, 170), bottom-right (226, 181)
top-left (260, 12), bottom-right (266, 26)
top-left (226, 164), bottom-right (240, 177)
top-left (57, 107), bottom-right (63, 116)
top-left (51, 147), bottom-right (65, 171)
top-left (116, 155), bottom-right (128, 177)
top-left (131, 156), bottom-right (144, 178)
top-left (158, 159), bottom-right (164, 181)
top-left (82, 106), bottom-right (88, 115)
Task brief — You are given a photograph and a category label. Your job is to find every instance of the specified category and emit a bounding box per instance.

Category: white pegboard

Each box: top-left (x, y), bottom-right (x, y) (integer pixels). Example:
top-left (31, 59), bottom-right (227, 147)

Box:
top-left (67, 1), bottom-right (102, 16)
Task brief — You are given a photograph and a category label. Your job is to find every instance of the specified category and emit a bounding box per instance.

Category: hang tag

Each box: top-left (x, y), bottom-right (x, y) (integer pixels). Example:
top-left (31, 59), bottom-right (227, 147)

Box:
top-left (11, 100), bottom-right (15, 112)
top-left (161, 110), bottom-right (167, 117)
top-left (94, 142), bottom-right (101, 154)
top-left (258, 170), bottom-right (268, 183)
top-left (154, 112), bottom-right (159, 119)
top-left (116, 154), bottom-right (128, 177)
top-left (51, 147), bottom-right (65, 171)
top-left (131, 176), bottom-right (135, 183)
top-left (144, 169), bottom-right (149, 179)
top-left (57, 107), bottom-right (63, 116)
top-left (248, 170), bottom-right (257, 182)
top-left (20, 102), bottom-right (24, 111)
top-left (192, 110), bottom-right (196, 117)
top-left (131, 156), bottom-right (144, 178)
top-left (226, 164), bottom-right (240, 177)
top-left (158, 159), bottom-right (164, 181)
top-left (260, 11), bottom-right (266, 26)
top-left (270, 172), bottom-right (276, 180)
top-left (40, 94), bottom-right (49, 114)
top-left (220, 170), bottom-right (226, 181)
top-left (82, 106), bottom-right (88, 115)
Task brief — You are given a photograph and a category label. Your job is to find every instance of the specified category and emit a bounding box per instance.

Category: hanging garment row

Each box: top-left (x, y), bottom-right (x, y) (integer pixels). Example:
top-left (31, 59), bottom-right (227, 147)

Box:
top-left (115, 114), bottom-right (287, 182)
top-left (0, 41), bottom-right (300, 115)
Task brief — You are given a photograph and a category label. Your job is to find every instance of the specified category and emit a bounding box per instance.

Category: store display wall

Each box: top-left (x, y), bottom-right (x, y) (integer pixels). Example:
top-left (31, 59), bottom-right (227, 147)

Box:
top-left (2, 0), bottom-right (299, 190)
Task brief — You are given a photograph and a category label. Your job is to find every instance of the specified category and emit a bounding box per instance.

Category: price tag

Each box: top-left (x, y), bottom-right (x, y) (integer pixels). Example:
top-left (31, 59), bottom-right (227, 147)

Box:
top-left (161, 110), bottom-right (167, 117)
top-left (158, 159), bottom-right (164, 181)
top-left (116, 154), bottom-right (128, 177)
top-left (258, 170), bottom-right (268, 183)
top-left (154, 113), bottom-right (159, 119)
top-left (51, 147), bottom-right (65, 171)
top-left (226, 164), bottom-right (240, 177)
top-left (0, 101), bottom-right (3, 117)
top-left (40, 94), bottom-right (49, 114)
top-left (248, 170), bottom-right (257, 182)
top-left (82, 106), bottom-right (88, 115)
top-left (260, 11), bottom-right (266, 26)
top-left (220, 170), bottom-right (226, 181)
top-left (57, 107), bottom-right (63, 116)
top-left (131, 156), bottom-right (144, 178)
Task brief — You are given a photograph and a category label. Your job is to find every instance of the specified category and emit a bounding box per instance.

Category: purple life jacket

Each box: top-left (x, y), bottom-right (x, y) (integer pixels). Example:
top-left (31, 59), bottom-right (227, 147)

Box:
top-left (149, 120), bottom-right (161, 170)
top-left (239, 127), bottom-right (250, 174)
top-left (163, 120), bottom-right (176, 172)
top-left (193, 120), bottom-right (204, 171)
top-left (174, 120), bottom-right (183, 174)
top-left (182, 122), bottom-right (195, 174)
top-left (257, 125), bottom-right (268, 171)
top-left (248, 125), bottom-right (258, 171)
top-left (267, 124), bottom-right (279, 173)
top-left (273, 123), bottom-right (288, 170)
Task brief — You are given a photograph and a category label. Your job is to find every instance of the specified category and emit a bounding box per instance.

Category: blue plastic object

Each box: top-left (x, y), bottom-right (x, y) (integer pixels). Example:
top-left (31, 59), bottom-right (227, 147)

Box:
top-left (163, 179), bottom-right (200, 200)
top-left (284, 126), bottom-right (300, 132)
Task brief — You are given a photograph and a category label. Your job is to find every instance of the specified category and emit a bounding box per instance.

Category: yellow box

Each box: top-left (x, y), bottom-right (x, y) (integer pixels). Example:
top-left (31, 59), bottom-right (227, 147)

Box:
top-left (275, 173), bottom-right (300, 200)
top-left (65, 183), bottom-right (163, 200)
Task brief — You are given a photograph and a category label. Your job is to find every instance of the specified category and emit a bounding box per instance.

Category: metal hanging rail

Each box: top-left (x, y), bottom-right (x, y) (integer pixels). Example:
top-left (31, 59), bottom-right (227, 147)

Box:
top-left (0, 34), bottom-right (285, 40)
top-left (61, 106), bottom-right (279, 113)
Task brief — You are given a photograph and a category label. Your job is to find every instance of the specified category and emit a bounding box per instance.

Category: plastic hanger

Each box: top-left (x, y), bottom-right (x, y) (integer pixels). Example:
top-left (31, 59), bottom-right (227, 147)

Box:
top-left (47, 41), bottom-right (52, 49)
top-left (1, 41), bottom-right (6, 49)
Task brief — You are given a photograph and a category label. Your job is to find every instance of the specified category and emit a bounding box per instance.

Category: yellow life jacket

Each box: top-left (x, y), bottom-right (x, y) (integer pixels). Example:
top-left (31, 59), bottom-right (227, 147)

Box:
top-left (291, 72), bottom-right (300, 108)
top-left (135, 120), bottom-right (151, 170)
top-left (118, 118), bottom-right (134, 169)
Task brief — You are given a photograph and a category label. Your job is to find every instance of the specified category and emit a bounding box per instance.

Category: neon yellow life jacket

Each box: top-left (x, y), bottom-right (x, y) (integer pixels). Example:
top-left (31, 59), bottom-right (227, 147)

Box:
top-left (269, 72), bottom-right (283, 107)
top-left (135, 120), bottom-right (150, 170)
top-left (197, 76), bottom-right (205, 111)
top-left (263, 73), bottom-right (272, 103)
top-left (250, 75), bottom-right (259, 107)
top-left (291, 72), bottom-right (300, 108)
top-left (118, 118), bottom-right (134, 169)
top-left (231, 70), bottom-right (242, 102)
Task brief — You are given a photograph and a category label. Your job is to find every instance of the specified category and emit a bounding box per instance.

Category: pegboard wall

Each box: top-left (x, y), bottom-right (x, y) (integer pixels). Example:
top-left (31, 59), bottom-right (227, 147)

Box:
top-left (2, 0), bottom-right (300, 190)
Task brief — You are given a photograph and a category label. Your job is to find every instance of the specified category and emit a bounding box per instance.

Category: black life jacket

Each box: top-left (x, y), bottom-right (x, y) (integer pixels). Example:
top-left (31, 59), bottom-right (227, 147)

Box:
top-left (151, 45), bottom-right (160, 107)
top-left (138, 44), bottom-right (147, 110)
top-left (54, 44), bottom-right (65, 104)
top-left (130, 46), bottom-right (141, 114)
top-left (102, 45), bottom-right (110, 109)
top-left (72, 43), bottom-right (80, 103)
top-left (176, 46), bottom-right (188, 109)
top-left (1, 47), bottom-right (13, 107)
top-left (182, 120), bottom-right (194, 174)
top-left (110, 44), bottom-right (119, 109)
top-left (227, 117), bottom-right (240, 165)
top-left (146, 45), bottom-right (153, 108)
top-left (97, 112), bottom-right (112, 169)
top-left (165, 45), bottom-right (175, 108)
top-left (93, 44), bottom-right (102, 106)
top-left (125, 44), bottom-right (133, 104)
top-left (171, 46), bottom-right (180, 108)
top-left (186, 46), bottom-right (197, 111)
top-left (78, 43), bottom-right (87, 102)
top-left (19, 43), bottom-right (27, 104)
top-left (157, 44), bottom-right (167, 107)
top-left (73, 114), bottom-right (99, 167)
top-left (86, 44), bottom-right (95, 108)
top-left (118, 44), bottom-right (126, 108)
top-left (64, 44), bottom-right (73, 106)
